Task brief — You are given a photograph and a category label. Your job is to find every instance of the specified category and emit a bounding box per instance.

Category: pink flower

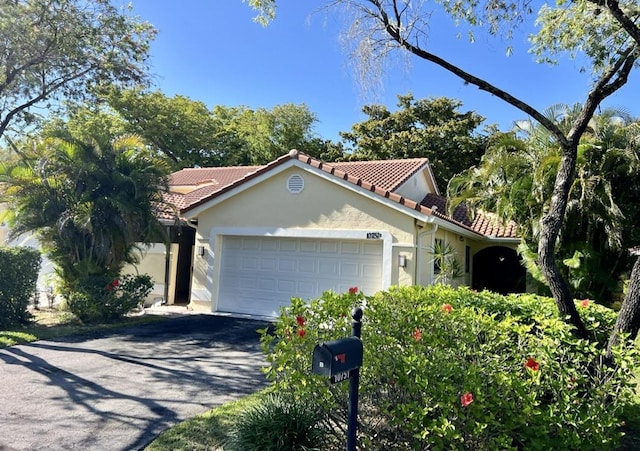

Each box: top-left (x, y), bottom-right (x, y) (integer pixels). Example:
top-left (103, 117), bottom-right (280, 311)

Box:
top-left (580, 299), bottom-right (590, 308)
top-left (412, 328), bottom-right (422, 341)
top-left (460, 392), bottom-right (474, 407)
top-left (441, 303), bottom-right (453, 313)
top-left (349, 286), bottom-right (359, 294)
top-left (296, 315), bottom-right (305, 327)
top-left (297, 328), bottom-right (306, 338)
top-left (525, 357), bottom-right (540, 372)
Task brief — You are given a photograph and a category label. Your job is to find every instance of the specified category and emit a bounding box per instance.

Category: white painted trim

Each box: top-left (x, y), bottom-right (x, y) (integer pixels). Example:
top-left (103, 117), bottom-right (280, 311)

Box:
top-left (208, 227), bottom-right (393, 312)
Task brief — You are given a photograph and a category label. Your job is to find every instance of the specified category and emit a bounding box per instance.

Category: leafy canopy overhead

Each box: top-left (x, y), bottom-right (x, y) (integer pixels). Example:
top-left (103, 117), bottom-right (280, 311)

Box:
top-left (341, 95), bottom-right (487, 190)
top-left (0, 0), bottom-right (155, 140)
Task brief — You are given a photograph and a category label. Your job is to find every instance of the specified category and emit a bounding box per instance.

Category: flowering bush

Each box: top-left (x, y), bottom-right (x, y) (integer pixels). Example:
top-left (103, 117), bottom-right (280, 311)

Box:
top-left (259, 285), bottom-right (637, 450)
top-left (65, 273), bottom-right (153, 323)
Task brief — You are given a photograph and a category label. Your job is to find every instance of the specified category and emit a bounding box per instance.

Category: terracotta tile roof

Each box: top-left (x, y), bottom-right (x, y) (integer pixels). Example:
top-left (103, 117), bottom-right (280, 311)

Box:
top-left (162, 150), bottom-right (519, 240)
top-left (329, 158), bottom-right (429, 191)
top-left (169, 166), bottom-right (262, 187)
top-left (420, 193), bottom-right (519, 238)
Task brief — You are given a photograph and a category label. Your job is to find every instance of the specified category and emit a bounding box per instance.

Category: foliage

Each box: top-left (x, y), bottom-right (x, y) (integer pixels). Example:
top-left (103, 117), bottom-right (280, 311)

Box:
top-left (0, 132), bottom-right (170, 285)
top-left (103, 88), bottom-right (333, 169)
top-left (449, 109), bottom-right (640, 304)
top-left (146, 392), bottom-right (265, 451)
top-left (340, 95), bottom-right (487, 190)
top-left (65, 273), bottom-right (153, 323)
top-left (0, 246), bottom-right (41, 328)
top-left (0, 0), bottom-right (155, 140)
top-left (429, 239), bottom-right (464, 285)
top-left (260, 286), bottom-right (636, 450)
top-left (226, 392), bottom-right (329, 451)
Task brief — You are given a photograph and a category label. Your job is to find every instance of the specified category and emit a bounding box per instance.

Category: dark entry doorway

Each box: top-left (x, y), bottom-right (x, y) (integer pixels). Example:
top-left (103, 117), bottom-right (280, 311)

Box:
top-left (472, 246), bottom-right (526, 294)
top-left (173, 226), bottom-right (195, 304)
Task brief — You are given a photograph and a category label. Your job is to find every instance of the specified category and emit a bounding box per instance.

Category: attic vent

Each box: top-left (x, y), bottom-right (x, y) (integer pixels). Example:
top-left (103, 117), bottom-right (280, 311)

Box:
top-left (287, 174), bottom-right (305, 194)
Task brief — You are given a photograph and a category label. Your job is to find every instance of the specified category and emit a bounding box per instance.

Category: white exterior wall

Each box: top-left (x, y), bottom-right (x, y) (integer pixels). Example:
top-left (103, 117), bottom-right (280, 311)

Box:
top-left (188, 167), bottom-right (419, 311)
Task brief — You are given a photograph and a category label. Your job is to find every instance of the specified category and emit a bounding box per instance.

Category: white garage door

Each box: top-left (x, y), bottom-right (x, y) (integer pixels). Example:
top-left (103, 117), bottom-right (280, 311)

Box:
top-left (217, 236), bottom-right (383, 317)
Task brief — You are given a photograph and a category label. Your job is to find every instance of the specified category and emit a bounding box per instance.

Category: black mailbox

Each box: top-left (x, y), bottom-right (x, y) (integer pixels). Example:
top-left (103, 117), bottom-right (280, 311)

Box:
top-left (312, 336), bottom-right (363, 380)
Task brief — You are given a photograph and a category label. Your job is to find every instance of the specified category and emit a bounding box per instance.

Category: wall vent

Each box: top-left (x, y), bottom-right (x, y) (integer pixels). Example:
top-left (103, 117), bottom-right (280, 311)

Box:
top-left (287, 174), bottom-right (305, 194)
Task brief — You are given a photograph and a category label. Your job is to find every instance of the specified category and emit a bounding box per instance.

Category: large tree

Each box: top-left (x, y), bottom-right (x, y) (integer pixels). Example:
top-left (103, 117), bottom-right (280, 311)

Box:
top-left (341, 95), bottom-right (487, 189)
top-left (249, 0), bottom-right (640, 344)
top-left (104, 89), bottom-right (330, 168)
top-left (449, 107), bottom-right (640, 305)
top-left (0, 0), bottom-right (155, 141)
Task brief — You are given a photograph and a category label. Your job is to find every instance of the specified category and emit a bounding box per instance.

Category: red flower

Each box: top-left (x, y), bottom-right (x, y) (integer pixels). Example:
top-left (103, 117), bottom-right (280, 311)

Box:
top-left (106, 279), bottom-right (120, 292)
top-left (460, 392), bottom-right (474, 407)
top-left (525, 357), bottom-right (540, 372)
top-left (296, 315), bottom-right (305, 327)
top-left (580, 299), bottom-right (590, 308)
top-left (349, 286), bottom-right (359, 294)
top-left (412, 328), bottom-right (422, 341)
top-left (297, 328), bottom-right (306, 338)
top-left (441, 303), bottom-right (453, 313)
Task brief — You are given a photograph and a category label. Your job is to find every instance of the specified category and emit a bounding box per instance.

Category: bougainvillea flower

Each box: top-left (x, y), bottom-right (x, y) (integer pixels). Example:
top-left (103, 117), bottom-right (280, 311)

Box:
top-left (412, 328), bottom-right (422, 341)
top-left (525, 357), bottom-right (540, 372)
top-left (297, 328), bottom-right (306, 338)
top-left (349, 286), bottom-right (359, 294)
top-left (296, 315), bottom-right (305, 327)
top-left (460, 392), bottom-right (474, 407)
top-left (580, 299), bottom-right (590, 308)
top-left (441, 303), bottom-right (453, 313)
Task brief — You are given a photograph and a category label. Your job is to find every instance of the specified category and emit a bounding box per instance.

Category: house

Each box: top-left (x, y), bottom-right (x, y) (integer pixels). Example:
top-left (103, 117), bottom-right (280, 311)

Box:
top-left (146, 149), bottom-right (523, 318)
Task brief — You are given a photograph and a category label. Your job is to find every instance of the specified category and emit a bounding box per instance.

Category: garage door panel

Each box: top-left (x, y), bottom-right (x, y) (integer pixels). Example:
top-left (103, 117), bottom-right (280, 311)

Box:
top-left (218, 236), bottom-right (383, 317)
top-left (318, 261), bottom-right (338, 275)
top-left (298, 259), bottom-right (316, 273)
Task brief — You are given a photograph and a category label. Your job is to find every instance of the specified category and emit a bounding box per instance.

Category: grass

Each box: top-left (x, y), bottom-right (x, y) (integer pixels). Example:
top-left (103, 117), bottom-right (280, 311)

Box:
top-left (0, 307), bottom-right (167, 348)
top-left (145, 392), bottom-right (265, 451)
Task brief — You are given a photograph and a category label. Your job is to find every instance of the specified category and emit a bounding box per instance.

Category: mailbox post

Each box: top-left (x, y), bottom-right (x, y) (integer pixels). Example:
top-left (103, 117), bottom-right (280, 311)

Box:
top-left (348, 307), bottom-right (363, 451)
top-left (311, 307), bottom-right (363, 451)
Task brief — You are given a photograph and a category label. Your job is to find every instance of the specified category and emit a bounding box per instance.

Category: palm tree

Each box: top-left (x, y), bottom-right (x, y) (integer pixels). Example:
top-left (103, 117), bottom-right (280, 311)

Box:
top-left (1, 133), bottom-right (170, 286)
top-left (448, 106), bottom-right (640, 304)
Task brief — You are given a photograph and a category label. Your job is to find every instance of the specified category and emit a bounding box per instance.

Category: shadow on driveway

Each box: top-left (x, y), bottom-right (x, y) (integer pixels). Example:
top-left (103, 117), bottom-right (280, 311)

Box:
top-left (0, 315), bottom-right (270, 451)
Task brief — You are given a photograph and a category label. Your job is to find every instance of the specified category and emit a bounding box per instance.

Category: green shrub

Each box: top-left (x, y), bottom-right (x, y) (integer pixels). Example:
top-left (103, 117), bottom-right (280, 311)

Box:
top-left (260, 285), bottom-right (637, 450)
top-left (226, 392), bottom-right (329, 451)
top-left (0, 247), bottom-right (41, 328)
top-left (65, 273), bottom-right (153, 323)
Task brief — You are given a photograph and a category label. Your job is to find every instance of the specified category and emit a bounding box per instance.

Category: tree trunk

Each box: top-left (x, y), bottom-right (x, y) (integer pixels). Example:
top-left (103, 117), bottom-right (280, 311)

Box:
top-left (606, 255), bottom-right (640, 359)
top-left (537, 145), bottom-right (589, 338)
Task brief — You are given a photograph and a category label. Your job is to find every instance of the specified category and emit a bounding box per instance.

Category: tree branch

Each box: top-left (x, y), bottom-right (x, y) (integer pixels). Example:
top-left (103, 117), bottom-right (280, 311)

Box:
top-left (370, 0), bottom-right (570, 147)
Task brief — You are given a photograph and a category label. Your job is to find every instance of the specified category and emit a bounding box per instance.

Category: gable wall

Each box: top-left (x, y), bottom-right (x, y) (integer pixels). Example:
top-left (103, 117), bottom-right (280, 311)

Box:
top-left (189, 167), bottom-right (420, 310)
top-left (394, 169), bottom-right (435, 202)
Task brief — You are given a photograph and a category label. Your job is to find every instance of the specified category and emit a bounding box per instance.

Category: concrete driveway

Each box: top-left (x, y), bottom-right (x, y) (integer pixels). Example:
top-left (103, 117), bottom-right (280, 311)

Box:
top-left (0, 314), bottom-right (270, 451)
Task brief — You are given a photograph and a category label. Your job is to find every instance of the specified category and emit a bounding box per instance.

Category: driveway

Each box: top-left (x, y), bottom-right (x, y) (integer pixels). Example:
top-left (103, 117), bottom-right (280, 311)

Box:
top-left (0, 314), bottom-right (270, 451)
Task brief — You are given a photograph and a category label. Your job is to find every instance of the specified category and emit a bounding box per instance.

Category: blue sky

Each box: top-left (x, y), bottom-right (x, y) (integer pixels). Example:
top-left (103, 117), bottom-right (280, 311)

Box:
top-left (129, 1), bottom-right (639, 142)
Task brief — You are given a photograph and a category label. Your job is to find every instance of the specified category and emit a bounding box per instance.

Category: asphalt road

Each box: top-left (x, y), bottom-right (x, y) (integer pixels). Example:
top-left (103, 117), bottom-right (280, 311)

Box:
top-left (0, 315), bottom-right (270, 451)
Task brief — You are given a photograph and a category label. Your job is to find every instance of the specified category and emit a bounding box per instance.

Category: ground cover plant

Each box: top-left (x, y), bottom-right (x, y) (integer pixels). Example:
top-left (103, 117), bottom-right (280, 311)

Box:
top-left (259, 286), bottom-right (639, 450)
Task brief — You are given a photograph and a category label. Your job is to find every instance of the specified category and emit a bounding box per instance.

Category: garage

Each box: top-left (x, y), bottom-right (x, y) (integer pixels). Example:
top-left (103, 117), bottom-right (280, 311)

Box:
top-left (217, 235), bottom-right (383, 317)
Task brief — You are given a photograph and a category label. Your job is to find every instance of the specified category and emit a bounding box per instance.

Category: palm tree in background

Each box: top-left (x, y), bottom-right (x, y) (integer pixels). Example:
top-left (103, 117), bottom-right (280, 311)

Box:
top-left (448, 105), bottom-right (640, 304)
top-left (0, 133), bottom-right (170, 286)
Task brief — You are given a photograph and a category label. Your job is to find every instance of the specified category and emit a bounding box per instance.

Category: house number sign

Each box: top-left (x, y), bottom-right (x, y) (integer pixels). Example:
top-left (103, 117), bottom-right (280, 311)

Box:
top-left (366, 232), bottom-right (382, 239)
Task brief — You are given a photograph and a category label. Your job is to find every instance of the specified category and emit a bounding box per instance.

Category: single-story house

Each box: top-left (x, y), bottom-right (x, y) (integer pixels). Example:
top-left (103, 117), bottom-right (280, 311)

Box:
top-left (144, 149), bottom-right (524, 317)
